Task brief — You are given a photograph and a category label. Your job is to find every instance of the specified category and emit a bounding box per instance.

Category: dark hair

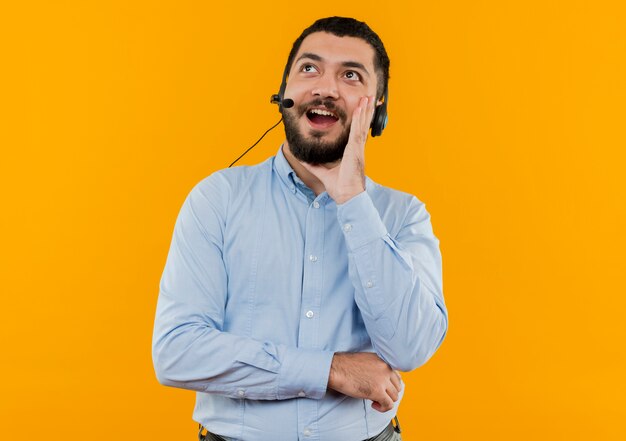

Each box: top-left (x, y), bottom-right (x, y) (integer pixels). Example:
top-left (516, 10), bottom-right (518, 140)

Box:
top-left (285, 17), bottom-right (390, 100)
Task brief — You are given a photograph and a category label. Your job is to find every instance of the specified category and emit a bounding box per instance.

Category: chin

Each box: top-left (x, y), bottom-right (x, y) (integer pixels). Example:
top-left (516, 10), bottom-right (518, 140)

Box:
top-left (283, 107), bottom-right (350, 165)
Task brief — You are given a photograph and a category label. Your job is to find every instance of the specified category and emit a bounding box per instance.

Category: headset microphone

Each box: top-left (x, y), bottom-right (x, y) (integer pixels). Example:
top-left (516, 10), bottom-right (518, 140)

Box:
top-left (270, 94), bottom-right (294, 109)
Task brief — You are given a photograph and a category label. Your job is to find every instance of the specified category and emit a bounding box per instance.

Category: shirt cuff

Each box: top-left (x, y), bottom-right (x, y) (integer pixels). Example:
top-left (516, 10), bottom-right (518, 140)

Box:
top-left (336, 191), bottom-right (388, 251)
top-left (277, 347), bottom-right (334, 400)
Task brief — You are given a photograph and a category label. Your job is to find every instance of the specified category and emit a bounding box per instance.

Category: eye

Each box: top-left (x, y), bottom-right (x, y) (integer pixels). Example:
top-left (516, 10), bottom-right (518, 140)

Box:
top-left (301, 64), bottom-right (318, 73)
top-left (344, 71), bottom-right (361, 81)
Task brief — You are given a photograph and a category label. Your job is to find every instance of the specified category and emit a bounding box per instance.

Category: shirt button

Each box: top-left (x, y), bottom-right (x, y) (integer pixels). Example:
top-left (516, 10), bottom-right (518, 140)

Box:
top-left (365, 280), bottom-right (374, 288)
top-left (309, 254), bottom-right (318, 262)
top-left (298, 391), bottom-right (306, 397)
top-left (303, 428), bottom-right (312, 437)
top-left (343, 223), bottom-right (352, 232)
top-left (237, 389), bottom-right (245, 397)
top-left (305, 310), bottom-right (314, 319)
top-left (313, 201), bottom-right (320, 209)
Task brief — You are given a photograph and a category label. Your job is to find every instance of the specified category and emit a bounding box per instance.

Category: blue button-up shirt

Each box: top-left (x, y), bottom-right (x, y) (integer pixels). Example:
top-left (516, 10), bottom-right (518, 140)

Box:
top-left (152, 147), bottom-right (447, 441)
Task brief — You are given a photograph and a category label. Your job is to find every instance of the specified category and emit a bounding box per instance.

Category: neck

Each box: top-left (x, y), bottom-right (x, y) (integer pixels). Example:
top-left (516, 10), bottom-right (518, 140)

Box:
top-left (282, 142), bottom-right (339, 196)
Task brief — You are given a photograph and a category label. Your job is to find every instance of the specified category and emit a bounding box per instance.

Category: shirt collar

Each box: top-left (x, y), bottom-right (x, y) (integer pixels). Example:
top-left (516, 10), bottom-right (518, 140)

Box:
top-left (273, 146), bottom-right (319, 202)
top-left (273, 145), bottom-right (297, 192)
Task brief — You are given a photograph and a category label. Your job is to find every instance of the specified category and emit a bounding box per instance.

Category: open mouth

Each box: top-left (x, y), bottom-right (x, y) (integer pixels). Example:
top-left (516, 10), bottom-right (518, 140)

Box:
top-left (306, 108), bottom-right (339, 129)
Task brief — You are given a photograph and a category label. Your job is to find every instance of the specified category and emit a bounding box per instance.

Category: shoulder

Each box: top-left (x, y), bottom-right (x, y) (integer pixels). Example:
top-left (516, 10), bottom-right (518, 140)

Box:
top-left (366, 178), bottom-right (426, 215)
top-left (365, 178), bottom-right (433, 237)
top-left (172, 157), bottom-right (275, 236)
top-left (176, 156), bottom-right (276, 226)
top-left (190, 156), bottom-right (275, 200)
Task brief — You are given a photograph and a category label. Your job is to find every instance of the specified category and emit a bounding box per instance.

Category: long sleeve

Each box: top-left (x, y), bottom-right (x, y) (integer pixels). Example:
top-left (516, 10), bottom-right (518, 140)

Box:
top-left (152, 175), bottom-right (334, 400)
top-left (336, 190), bottom-right (448, 372)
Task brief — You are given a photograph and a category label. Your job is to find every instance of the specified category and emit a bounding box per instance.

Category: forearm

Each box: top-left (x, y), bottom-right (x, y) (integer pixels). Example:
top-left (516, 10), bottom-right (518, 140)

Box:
top-left (338, 192), bottom-right (448, 371)
top-left (349, 245), bottom-right (447, 371)
top-left (152, 289), bottom-right (334, 400)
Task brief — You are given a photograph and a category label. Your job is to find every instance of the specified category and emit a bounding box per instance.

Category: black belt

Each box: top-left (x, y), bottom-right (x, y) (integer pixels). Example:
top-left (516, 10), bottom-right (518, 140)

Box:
top-left (199, 417), bottom-right (401, 441)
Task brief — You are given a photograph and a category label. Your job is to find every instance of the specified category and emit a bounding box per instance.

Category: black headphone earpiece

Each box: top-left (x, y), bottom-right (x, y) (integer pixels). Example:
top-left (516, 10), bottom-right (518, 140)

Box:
top-left (370, 88), bottom-right (388, 137)
top-left (271, 65), bottom-right (389, 136)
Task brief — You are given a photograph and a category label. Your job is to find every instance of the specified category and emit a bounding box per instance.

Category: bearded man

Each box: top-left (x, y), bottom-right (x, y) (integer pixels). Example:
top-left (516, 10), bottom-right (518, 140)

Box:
top-left (153, 16), bottom-right (448, 441)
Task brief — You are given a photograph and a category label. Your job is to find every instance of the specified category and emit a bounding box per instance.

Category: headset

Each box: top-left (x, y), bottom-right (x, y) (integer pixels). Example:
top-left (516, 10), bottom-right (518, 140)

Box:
top-left (230, 65), bottom-right (388, 167)
top-left (270, 65), bottom-right (389, 136)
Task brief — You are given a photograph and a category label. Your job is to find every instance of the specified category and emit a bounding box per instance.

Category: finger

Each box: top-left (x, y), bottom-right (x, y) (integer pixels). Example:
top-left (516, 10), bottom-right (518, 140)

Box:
top-left (348, 97), bottom-right (368, 145)
top-left (371, 395), bottom-right (394, 413)
top-left (350, 97), bottom-right (365, 127)
top-left (390, 370), bottom-right (402, 393)
top-left (372, 387), bottom-right (395, 411)
top-left (357, 96), bottom-right (369, 133)
top-left (386, 383), bottom-right (399, 402)
top-left (354, 96), bottom-right (372, 135)
top-left (365, 95), bottom-right (376, 132)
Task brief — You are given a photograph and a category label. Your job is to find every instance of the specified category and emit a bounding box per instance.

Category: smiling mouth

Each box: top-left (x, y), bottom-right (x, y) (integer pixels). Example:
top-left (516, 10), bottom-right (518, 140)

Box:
top-left (306, 108), bottom-right (339, 129)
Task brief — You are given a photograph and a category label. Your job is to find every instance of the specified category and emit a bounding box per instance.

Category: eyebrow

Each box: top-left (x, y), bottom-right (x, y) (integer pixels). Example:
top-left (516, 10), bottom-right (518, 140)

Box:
top-left (295, 52), bottom-right (371, 77)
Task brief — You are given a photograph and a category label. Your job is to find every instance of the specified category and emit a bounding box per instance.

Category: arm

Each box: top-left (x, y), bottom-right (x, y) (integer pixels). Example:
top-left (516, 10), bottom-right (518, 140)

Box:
top-left (152, 175), bottom-right (333, 400)
top-left (337, 191), bottom-right (447, 371)
top-left (301, 96), bottom-right (448, 371)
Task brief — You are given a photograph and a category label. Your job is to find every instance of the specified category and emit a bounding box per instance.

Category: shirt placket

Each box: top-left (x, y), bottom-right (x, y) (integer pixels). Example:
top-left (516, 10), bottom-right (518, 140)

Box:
top-left (296, 195), bottom-right (326, 440)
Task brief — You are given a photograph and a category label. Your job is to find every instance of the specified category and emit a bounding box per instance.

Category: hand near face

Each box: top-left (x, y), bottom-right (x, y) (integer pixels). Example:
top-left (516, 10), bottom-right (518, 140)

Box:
top-left (301, 96), bottom-right (377, 205)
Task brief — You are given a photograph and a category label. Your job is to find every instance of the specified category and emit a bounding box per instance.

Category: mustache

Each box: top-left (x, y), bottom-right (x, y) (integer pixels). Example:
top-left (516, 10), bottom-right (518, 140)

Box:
top-left (296, 99), bottom-right (347, 122)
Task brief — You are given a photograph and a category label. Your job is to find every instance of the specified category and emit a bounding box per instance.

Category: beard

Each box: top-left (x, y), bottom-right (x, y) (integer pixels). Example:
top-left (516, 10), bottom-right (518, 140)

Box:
top-left (282, 99), bottom-right (350, 165)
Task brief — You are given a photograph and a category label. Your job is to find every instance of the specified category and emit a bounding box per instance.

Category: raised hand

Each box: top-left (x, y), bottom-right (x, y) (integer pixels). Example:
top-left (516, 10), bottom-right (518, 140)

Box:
top-left (301, 96), bottom-right (377, 205)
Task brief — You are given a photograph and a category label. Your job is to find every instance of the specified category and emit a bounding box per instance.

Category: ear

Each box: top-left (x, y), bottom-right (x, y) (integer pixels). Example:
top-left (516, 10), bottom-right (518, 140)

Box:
top-left (376, 98), bottom-right (383, 106)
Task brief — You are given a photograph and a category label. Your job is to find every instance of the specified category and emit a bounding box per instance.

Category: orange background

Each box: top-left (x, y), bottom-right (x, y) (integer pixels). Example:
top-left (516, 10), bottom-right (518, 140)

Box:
top-left (1, 1), bottom-right (625, 440)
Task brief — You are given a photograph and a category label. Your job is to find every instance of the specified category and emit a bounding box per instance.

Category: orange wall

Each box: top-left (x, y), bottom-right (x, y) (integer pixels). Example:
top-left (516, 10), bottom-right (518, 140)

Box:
top-left (1, 1), bottom-right (625, 439)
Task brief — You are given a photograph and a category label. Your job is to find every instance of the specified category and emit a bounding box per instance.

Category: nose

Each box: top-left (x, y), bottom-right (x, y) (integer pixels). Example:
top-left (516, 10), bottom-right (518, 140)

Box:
top-left (311, 74), bottom-right (339, 100)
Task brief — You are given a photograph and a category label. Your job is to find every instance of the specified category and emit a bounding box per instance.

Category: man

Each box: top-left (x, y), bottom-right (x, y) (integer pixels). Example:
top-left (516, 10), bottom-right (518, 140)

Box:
top-left (153, 17), bottom-right (447, 441)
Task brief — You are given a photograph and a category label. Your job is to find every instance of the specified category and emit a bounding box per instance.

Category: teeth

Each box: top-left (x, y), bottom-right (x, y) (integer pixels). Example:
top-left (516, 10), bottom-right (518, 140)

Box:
top-left (309, 108), bottom-right (336, 117)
